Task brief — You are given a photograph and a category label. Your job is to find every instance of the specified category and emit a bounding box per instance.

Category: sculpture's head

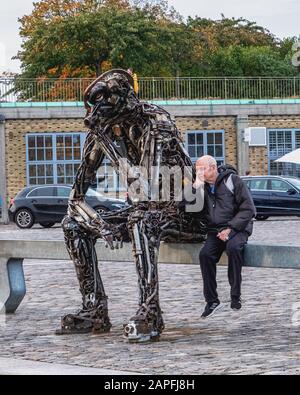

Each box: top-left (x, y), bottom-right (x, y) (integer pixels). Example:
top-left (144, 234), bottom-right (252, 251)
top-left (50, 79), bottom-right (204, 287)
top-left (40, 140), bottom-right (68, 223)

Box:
top-left (83, 69), bottom-right (138, 127)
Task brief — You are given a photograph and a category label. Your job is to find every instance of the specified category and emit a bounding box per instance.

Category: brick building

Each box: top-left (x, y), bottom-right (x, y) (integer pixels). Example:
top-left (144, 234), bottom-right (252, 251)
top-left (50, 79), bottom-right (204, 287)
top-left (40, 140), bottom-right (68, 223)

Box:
top-left (1, 99), bottom-right (300, 209)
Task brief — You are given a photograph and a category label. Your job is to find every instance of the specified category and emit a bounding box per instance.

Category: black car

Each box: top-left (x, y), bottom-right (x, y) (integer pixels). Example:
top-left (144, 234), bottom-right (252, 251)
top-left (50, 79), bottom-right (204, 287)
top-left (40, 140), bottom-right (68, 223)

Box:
top-left (241, 175), bottom-right (300, 220)
top-left (9, 185), bottom-right (126, 229)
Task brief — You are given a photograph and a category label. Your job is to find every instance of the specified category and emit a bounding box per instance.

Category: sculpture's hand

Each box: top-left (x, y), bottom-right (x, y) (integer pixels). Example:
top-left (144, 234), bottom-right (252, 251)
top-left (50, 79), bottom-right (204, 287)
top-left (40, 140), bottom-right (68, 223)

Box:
top-left (91, 216), bottom-right (123, 250)
top-left (68, 198), bottom-right (124, 249)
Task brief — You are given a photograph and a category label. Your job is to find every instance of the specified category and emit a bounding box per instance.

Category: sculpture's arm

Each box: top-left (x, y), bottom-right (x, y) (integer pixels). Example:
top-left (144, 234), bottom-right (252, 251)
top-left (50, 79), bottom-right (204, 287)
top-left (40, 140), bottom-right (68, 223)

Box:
top-left (68, 130), bottom-right (125, 248)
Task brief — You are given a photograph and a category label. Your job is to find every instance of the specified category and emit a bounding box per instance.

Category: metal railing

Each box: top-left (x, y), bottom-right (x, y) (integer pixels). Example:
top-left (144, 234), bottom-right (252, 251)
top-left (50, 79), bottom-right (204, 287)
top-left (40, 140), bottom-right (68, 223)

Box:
top-left (0, 77), bottom-right (94, 103)
top-left (1, 76), bottom-right (300, 102)
top-left (139, 77), bottom-right (300, 101)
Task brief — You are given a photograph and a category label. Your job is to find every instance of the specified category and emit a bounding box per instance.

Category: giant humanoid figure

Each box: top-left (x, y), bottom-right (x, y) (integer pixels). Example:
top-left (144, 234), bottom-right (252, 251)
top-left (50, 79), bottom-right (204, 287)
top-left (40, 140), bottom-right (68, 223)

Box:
top-left (57, 69), bottom-right (206, 342)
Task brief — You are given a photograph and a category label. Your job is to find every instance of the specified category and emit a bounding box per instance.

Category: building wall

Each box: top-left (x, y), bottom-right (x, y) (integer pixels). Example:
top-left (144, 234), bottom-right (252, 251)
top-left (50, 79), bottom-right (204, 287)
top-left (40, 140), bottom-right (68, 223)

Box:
top-left (5, 118), bottom-right (86, 199)
top-left (175, 116), bottom-right (237, 167)
top-left (5, 115), bottom-right (239, 199)
top-left (248, 115), bottom-right (300, 176)
top-left (248, 146), bottom-right (268, 176)
top-left (5, 111), bottom-right (300, 199)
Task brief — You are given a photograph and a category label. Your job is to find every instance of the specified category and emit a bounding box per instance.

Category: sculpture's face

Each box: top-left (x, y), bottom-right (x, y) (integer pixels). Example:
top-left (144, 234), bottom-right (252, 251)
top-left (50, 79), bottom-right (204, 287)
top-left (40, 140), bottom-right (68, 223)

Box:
top-left (85, 70), bottom-right (134, 109)
top-left (89, 76), bottom-right (125, 104)
top-left (83, 69), bottom-right (142, 147)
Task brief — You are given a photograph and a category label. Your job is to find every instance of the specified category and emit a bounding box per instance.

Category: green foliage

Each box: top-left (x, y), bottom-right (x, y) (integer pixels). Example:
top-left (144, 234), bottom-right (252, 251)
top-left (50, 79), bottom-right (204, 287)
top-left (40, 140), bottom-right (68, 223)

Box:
top-left (15, 0), bottom-right (300, 79)
top-left (205, 46), bottom-right (297, 77)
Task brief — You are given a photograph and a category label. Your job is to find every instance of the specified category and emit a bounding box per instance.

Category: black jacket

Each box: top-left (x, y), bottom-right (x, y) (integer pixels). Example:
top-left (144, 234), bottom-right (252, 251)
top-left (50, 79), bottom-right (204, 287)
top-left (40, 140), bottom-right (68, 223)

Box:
top-left (203, 165), bottom-right (256, 235)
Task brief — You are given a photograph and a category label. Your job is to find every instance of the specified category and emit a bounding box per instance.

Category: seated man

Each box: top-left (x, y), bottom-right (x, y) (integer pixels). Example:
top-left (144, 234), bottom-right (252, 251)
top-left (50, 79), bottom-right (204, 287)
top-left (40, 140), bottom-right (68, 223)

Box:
top-left (196, 155), bottom-right (256, 318)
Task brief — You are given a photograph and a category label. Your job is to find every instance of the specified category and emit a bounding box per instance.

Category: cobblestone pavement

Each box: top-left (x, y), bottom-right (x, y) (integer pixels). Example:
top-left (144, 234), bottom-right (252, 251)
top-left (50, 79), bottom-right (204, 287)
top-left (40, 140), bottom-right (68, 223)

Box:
top-left (0, 219), bottom-right (300, 374)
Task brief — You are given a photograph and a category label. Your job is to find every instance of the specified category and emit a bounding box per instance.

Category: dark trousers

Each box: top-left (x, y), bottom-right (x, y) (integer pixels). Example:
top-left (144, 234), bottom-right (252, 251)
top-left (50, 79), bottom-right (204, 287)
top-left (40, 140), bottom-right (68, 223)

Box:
top-left (199, 231), bottom-right (248, 303)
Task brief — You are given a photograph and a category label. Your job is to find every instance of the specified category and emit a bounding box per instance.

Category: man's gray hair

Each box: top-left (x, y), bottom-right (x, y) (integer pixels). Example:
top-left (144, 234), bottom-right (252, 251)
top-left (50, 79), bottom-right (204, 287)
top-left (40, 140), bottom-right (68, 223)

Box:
top-left (197, 155), bottom-right (217, 167)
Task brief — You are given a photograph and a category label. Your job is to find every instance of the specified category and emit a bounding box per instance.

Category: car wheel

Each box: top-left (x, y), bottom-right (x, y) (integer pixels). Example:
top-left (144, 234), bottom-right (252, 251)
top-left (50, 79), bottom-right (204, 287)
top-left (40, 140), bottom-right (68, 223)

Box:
top-left (255, 215), bottom-right (269, 221)
top-left (15, 209), bottom-right (34, 229)
top-left (94, 206), bottom-right (110, 215)
top-left (39, 222), bottom-right (55, 228)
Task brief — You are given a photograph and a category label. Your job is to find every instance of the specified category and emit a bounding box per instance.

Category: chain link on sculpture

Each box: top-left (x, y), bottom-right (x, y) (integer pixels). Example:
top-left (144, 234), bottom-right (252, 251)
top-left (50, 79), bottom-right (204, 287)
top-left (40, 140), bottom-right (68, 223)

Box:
top-left (56, 69), bottom-right (207, 343)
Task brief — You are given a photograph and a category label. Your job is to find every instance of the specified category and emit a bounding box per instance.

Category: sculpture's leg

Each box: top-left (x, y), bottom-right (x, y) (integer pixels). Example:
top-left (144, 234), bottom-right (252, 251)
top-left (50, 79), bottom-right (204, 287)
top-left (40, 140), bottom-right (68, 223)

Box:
top-left (124, 215), bottom-right (164, 343)
top-left (56, 216), bottom-right (111, 335)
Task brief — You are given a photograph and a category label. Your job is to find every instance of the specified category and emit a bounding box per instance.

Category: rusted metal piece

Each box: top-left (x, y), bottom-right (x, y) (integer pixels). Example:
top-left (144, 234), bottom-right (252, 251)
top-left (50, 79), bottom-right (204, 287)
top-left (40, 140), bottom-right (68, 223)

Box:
top-left (59, 69), bottom-right (206, 342)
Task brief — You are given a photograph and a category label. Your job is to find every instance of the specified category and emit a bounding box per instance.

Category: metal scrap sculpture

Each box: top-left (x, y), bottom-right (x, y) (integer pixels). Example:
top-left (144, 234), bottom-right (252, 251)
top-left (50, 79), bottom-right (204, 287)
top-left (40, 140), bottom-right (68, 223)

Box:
top-left (57, 69), bottom-right (206, 342)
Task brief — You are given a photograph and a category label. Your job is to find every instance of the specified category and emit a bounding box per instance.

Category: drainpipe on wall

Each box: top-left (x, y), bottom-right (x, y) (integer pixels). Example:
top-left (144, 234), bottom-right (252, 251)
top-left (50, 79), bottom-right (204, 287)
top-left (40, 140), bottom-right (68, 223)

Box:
top-left (0, 114), bottom-right (9, 224)
top-left (236, 115), bottom-right (250, 176)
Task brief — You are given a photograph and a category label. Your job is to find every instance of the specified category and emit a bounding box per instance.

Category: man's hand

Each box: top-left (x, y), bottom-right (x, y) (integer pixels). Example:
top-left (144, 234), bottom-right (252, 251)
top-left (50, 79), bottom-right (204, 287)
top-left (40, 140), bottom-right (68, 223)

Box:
top-left (193, 168), bottom-right (205, 189)
top-left (217, 228), bottom-right (231, 242)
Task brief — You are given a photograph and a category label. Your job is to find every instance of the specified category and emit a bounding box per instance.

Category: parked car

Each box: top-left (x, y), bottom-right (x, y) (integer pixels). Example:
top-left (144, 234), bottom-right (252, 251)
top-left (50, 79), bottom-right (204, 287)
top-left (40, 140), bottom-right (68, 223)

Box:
top-left (9, 185), bottom-right (126, 229)
top-left (241, 175), bottom-right (300, 220)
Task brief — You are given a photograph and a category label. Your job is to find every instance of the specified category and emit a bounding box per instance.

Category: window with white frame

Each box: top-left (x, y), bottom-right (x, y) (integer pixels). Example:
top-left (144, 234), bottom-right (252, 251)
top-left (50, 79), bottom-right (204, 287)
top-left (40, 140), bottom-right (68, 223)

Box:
top-left (26, 133), bottom-right (86, 185)
top-left (26, 132), bottom-right (125, 190)
top-left (186, 130), bottom-right (225, 166)
top-left (268, 129), bottom-right (300, 177)
top-left (96, 158), bottom-right (126, 192)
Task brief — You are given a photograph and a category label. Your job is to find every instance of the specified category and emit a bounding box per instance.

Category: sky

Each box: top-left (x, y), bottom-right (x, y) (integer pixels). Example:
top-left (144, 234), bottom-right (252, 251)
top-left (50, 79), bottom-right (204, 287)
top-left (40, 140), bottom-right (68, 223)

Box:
top-left (0, 0), bottom-right (300, 73)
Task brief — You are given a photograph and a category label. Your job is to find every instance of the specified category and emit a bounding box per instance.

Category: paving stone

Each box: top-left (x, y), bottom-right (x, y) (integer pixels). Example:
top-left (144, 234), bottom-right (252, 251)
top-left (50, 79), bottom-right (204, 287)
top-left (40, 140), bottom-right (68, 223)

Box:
top-left (0, 219), bottom-right (300, 374)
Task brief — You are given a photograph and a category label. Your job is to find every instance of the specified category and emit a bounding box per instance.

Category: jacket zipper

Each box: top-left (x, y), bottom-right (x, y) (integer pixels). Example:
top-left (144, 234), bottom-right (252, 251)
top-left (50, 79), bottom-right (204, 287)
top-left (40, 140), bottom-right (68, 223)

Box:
top-left (212, 194), bottom-right (216, 224)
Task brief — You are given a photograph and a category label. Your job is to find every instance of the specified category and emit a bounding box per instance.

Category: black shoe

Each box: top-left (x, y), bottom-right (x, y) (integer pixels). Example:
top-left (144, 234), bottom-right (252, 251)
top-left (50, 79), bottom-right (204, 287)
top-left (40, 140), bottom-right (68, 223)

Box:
top-left (201, 301), bottom-right (223, 319)
top-left (231, 298), bottom-right (242, 310)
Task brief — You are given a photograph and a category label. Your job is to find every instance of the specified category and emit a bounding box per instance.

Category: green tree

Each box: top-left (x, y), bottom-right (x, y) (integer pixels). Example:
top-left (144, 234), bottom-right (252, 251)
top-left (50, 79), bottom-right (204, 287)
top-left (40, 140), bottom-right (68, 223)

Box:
top-left (206, 45), bottom-right (297, 77)
top-left (185, 16), bottom-right (299, 77)
top-left (15, 0), bottom-right (300, 85)
top-left (16, 0), bottom-right (183, 78)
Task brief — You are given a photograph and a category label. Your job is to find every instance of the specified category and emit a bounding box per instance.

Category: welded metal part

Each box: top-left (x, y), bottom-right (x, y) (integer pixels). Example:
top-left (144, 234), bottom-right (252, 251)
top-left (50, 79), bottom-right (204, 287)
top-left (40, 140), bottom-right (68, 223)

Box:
top-left (59, 69), bottom-right (207, 341)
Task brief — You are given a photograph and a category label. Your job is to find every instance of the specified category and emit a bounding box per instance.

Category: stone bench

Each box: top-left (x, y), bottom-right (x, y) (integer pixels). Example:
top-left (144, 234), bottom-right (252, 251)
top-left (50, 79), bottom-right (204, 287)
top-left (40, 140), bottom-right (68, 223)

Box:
top-left (0, 239), bottom-right (300, 314)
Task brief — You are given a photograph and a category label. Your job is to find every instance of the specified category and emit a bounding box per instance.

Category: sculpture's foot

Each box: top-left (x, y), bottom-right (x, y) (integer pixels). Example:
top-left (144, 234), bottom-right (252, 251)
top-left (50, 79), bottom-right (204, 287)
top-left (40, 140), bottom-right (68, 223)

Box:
top-left (123, 320), bottom-right (160, 343)
top-left (55, 309), bottom-right (112, 335)
top-left (123, 309), bottom-right (164, 343)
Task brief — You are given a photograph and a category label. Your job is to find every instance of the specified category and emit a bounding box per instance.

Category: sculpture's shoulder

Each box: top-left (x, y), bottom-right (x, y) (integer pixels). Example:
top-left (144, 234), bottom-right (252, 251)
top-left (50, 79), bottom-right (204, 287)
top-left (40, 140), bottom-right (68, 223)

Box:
top-left (140, 102), bottom-right (170, 116)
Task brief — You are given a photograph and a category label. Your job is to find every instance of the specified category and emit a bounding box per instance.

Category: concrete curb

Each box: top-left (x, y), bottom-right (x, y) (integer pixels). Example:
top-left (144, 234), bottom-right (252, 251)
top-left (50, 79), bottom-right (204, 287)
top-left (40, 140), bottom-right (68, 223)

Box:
top-left (0, 357), bottom-right (140, 376)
